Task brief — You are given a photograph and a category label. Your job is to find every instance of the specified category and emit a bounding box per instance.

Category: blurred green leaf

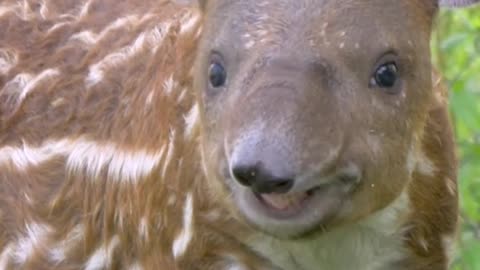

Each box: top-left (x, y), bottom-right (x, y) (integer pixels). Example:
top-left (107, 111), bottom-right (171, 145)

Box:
top-left (433, 6), bottom-right (480, 270)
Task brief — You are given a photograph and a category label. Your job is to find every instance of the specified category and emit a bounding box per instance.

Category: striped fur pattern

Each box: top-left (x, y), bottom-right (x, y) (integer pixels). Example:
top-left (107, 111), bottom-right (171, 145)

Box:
top-left (0, 1), bottom-right (256, 269)
top-left (0, 0), bottom-right (473, 269)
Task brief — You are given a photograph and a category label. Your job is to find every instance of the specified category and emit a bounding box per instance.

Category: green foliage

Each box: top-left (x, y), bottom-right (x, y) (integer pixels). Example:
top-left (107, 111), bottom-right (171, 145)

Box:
top-left (432, 6), bottom-right (480, 270)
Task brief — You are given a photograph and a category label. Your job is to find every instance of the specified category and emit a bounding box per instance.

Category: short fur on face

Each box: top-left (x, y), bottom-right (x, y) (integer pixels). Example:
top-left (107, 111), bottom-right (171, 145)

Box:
top-left (195, 0), bottom-right (439, 237)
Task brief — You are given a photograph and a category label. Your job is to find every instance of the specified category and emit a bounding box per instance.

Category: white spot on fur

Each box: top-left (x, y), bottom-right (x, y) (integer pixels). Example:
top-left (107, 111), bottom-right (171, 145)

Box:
top-left (59, 13), bottom-right (77, 20)
top-left (0, 48), bottom-right (18, 74)
top-left (24, 192), bottom-right (33, 204)
top-left (85, 33), bottom-right (146, 86)
top-left (184, 103), bottom-right (200, 138)
top-left (2, 73), bottom-right (33, 95)
top-left (161, 129), bottom-right (176, 178)
top-left (85, 65), bottom-right (104, 87)
top-left (18, 0), bottom-right (32, 20)
top-left (49, 225), bottom-right (84, 263)
top-left (13, 223), bottom-right (52, 264)
top-left (79, 0), bottom-right (94, 18)
top-left (51, 97), bottom-right (66, 107)
top-left (176, 87), bottom-right (188, 103)
top-left (203, 209), bottom-right (221, 222)
top-left (224, 255), bottom-right (248, 270)
top-left (139, 217), bottom-right (149, 241)
top-left (71, 15), bottom-right (143, 45)
top-left (85, 235), bottom-right (120, 270)
top-left (245, 40), bottom-right (255, 49)
top-left (227, 264), bottom-right (248, 270)
top-left (47, 21), bottom-right (72, 34)
top-left (163, 75), bottom-right (177, 96)
top-left (179, 11), bottom-right (201, 34)
top-left (172, 192), bottom-right (194, 259)
top-left (416, 149), bottom-right (436, 176)
top-left (66, 139), bottom-right (166, 183)
top-left (2, 69), bottom-right (59, 107)
top-left (0, 6), bottom-right (13, 18)
top-left (0, 139), bottom-right (71, 170)
top-left (149, 23), bottom-right (172, 53)
top-left (418, 237), bottom-right (429, 252)
top-left (256, 29), bottom-right (269, 38)
top-left (20, 69), bottom-right (60, 99)
top-left (146, 90), bottom-right (155, 105)
top-left (129, 262), bottom-right (144, 270)
top-left (85, 21), bottom-right (169, 87)
top-left (406, 135), bottom-right (426, 176)
top-left (0, 243), bottom-right (14, 269)
top-left (168, 194), bottom-right (177, 206)
top-left (39, 0), bottom-right (48, 19)
top-left (445, 177), bottom-right (456, 195)
top-left (69, 31), bottom-right (98, 45)
top-left (0, 2), bottom-right (36, 20)
top-left (0, 138), bottom-right (165, 183)
top-left (2, 69), bottom-right (60, 108)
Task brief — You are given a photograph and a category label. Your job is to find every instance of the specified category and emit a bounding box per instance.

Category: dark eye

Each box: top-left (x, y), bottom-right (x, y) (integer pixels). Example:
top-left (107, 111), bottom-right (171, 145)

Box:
top-left (208, 62), bottom-right (227, 88)
top-left (372, 62), bottom-right (398, 89)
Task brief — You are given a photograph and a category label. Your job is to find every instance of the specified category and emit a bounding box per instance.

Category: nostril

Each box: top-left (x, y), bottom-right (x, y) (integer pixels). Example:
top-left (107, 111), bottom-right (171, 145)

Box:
top-left (232, 166), bottom-right (257, 187)
top-left (231, 164), bottom-right (294, 194)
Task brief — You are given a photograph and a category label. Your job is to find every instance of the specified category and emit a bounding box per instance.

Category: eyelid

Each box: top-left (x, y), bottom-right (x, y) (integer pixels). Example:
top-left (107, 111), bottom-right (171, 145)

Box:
top-left (371, 52), bottom-right (401, 78)
top-left (374, 51), bottom-right (398, 67)
top-left (210, 51), bottom-right (225, 65)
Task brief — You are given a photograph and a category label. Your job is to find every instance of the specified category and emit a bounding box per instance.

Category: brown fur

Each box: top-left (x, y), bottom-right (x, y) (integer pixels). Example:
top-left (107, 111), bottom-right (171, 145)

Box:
top-left (0, 0), bottom-right (476, 269)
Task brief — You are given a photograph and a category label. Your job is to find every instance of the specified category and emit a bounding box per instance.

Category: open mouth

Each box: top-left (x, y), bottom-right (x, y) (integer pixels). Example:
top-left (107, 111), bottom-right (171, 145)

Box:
top-left (224, 161), bottom-right (361, 235)
top-left (231, 176), bottom-right (357, 237)
top-left (259, 192), bottom-right (309, 210)
top-left (255, 189), bottom-right (315, 211)
top-left (252, 187), bottom-right (325, 219)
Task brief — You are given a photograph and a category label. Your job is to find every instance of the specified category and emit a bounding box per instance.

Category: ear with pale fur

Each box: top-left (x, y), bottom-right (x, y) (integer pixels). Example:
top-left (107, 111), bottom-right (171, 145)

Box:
top-left (439, 0), bottom-right (480, 7)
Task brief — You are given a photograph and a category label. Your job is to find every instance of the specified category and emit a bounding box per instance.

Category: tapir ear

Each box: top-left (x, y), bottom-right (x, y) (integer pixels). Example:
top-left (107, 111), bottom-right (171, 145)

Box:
top-left (439, 0), bottom-right (480, 7)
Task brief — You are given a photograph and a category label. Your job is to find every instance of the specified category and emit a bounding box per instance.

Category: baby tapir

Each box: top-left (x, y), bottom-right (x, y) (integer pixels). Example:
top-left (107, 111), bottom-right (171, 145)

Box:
top-left (0, 0), bottom-right (478, 269)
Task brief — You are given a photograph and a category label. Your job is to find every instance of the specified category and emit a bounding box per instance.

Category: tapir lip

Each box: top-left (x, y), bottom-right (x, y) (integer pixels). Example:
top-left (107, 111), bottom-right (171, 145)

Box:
top-left (221, 136), bottom-right (361, 236)
top-left (252, 185), bottom-right (324, 219)
top-left (230, 173), bottom-right (357, 237)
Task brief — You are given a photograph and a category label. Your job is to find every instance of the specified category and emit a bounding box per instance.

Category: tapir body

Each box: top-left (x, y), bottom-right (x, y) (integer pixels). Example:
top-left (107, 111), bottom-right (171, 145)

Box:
top-left (0, 0), bottom-right (478, 269)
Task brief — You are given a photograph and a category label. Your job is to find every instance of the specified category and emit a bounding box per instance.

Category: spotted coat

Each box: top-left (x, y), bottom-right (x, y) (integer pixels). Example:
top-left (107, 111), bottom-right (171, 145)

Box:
top-left (0, 0), bottom-right (472, 269)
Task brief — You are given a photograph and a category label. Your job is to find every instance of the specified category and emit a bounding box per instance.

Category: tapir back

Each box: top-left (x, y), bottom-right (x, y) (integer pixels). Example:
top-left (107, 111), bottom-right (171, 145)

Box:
top-left (0, 0), bottom-right (473, 269)
top-left (0, 1), bottom-right (210, 269)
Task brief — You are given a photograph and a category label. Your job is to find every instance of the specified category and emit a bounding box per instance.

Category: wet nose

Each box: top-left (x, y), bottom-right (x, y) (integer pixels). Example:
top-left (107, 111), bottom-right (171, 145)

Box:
top-left (231, 163), bottom-right (294, 194)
